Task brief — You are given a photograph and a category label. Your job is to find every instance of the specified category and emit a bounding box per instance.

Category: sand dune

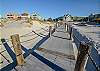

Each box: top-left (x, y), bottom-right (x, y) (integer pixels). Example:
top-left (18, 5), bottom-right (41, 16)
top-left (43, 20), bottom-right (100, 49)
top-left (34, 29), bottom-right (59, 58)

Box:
top-left (0, 20), bottom-right (55, 68)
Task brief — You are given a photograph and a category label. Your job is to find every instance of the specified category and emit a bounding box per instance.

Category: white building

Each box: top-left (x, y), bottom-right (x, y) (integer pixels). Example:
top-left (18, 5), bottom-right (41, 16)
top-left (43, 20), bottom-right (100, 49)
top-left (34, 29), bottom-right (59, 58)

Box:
top-left (31, 14), bottom-right (38, 20)
top-left (21, 13), bottom-right (30, 20)
top-left (31, 12), bottom-right (43, 20)
top-left (63, 14), bottom-right (73, 23)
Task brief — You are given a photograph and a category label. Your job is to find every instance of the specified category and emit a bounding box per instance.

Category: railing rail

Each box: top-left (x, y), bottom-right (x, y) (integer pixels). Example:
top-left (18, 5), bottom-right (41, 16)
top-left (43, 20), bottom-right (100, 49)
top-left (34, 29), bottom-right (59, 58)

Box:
top-left (0, 25), bottom-right (56, 69)
top-left (67, 24), bottom-right (100, 71)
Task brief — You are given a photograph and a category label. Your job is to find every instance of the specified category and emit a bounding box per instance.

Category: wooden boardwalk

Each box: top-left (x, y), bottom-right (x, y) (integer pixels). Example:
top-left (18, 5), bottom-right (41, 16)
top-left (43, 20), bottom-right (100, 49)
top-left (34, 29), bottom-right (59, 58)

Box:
top-left (36, 24), bottom-right (76, 71)
top-left (1, 24), bottom-right (76, 71)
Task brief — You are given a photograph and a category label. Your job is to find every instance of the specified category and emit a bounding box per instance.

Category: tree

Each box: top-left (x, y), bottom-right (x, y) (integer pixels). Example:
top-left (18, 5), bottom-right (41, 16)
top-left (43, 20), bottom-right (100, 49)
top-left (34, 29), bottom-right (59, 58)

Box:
top-left (44, 19), bottom-right (46, 21)
top-left (73, 16), bottom-right (78, 21)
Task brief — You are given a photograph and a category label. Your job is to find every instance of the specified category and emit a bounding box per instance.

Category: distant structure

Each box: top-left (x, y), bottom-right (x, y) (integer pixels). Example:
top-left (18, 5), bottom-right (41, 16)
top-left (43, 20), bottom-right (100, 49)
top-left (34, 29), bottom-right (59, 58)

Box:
top-left (31, 12), bottom-right (42, 20)
top-left (6, 12), bottom-right (21, 20)
top-left (6, 13), bottom-right (18, 20)
top-left (21, 12), bottom-right (30, 20)
top-left (31, 12), bottom-right (39, 20)
top-left (53, 14), bottom-right (73, 23)
top-left (63, 14), bottom-right (73, 24)
top-left (88, 13), bottom-right (100, 23)
top-left (5, 12), bottom-right (44, 21)
top-left (72, 16), bottom-right (87, 22)
top-left (17, 15), bottom-right (21, 20)
top-left (63, 14), bottom-right (72, 21)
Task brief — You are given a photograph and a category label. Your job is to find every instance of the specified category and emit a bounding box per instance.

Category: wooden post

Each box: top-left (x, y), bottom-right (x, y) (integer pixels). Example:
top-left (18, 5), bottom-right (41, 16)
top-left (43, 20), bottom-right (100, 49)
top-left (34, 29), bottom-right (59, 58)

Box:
top-left (67, 24), bottom-right (68, 32)
top-left (54, 24), bottom-right (56, 29)
top-left (53, 27), bottom-right (55, 33)
top-left (11, 34), bottom-right (25, 65)
top-left (58, 23), bottom-right (59, 27)
top-left (56, 23), bottom-right (57, 28)
top-left (49, 26), bottom-right (52, 37)
top-left (55, 23), bottom-right (57, 29)
top-left (65, 23), bottom-right (66, 29)
top-left (69, 27), bottom-right (72, 40)
top-left (74, 43), bottom-right (89, 71)
top-left (57, 23), bottom-right (58, 27)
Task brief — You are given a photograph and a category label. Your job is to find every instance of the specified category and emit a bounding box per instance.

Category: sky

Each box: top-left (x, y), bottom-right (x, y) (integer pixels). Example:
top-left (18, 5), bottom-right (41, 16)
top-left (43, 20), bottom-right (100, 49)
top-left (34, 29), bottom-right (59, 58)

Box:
top-left (0, 0), bottom-right (100, 18)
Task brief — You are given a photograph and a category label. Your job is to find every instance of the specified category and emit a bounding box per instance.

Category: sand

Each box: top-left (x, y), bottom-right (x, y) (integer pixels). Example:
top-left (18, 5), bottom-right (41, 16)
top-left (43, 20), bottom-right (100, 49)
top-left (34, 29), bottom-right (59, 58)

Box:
top-left (0, 20), bottom-right (54, 69)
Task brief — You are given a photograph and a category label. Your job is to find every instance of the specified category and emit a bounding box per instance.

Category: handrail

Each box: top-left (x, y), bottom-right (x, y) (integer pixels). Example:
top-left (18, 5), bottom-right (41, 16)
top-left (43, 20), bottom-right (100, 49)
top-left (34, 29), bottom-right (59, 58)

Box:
top-left (0, 22), bottom-right (56, 70)
top-left (0, 27), bottom-right (49, 45)
top-left (20, 35), bottom-right (39, 43)
top-left (0, 27), bottom-right (49, 54)
top-left (68, 25), bottom-right (100, 71)
top-left (87, 52), bottom-right (100, 71)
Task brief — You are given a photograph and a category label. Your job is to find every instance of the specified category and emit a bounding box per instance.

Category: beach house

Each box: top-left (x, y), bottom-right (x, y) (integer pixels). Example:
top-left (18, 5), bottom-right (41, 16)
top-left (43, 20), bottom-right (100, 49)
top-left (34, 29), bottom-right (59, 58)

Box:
top-left (6, 13), bottom-right (18, 20)
top-left (21, 12), bottom-right (30, 20)
top-left (63, 14), bottom-right (73, 22)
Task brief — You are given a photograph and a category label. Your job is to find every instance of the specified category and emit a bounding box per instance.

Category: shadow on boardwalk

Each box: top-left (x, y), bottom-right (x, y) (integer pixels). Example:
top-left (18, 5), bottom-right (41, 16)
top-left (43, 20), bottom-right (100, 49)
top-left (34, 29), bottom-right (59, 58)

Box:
top-left (37, 48), bottom-right (75, 60)
top-left (52, 35), bottom-right (70, 40)
top-left (1, 31), bottom-right (65, 71)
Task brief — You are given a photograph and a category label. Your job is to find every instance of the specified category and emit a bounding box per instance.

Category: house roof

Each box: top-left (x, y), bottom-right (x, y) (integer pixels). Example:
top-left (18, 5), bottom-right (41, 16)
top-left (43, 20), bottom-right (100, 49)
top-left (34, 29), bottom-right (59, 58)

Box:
top-left (21, 13), bottom-right (29, 16)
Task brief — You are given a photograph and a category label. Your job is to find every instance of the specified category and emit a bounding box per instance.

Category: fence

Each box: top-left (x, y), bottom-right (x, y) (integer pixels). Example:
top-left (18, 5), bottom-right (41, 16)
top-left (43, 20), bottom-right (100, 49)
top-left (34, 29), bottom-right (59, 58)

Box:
top-left (0, 25), bottom-right (57, 71)
top-left (67, 24), bottom-right (100, 71)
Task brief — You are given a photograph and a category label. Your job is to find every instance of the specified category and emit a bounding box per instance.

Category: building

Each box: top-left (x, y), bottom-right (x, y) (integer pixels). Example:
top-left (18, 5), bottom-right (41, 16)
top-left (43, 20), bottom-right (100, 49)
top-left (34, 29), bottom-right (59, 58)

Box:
top-left (31, 14), bottom-right (39, 20)
top-left (31, 12), bottom-right (42, 20)
top-left (93, 14), bottom-right (100, 23)
top-left (6, 13), bottom-right (18, 19)
top-left (21, 13), bottom-right (30, 20)
top-left (88, 13), bottom-right (100, 23)
top-left (17, 15), bottom-right (21, 20)
top-left (63, 14), bottom-right (73, 23)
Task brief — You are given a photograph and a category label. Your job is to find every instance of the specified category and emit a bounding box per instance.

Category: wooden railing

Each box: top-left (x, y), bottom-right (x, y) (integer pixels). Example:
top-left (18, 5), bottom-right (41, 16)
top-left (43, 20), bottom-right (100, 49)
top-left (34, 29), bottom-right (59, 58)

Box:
top-left (67, 24), bottom-right (100, 71)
